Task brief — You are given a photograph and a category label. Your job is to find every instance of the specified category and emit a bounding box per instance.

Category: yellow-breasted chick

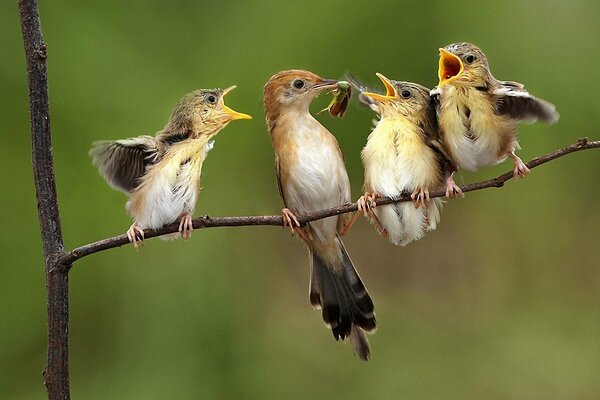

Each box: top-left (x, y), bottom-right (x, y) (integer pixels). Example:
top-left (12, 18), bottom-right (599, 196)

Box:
top-left (264, 70), bottom-right (376, 361)
top-left (432, 42), bottom-right (559, 178)
top-left (91, 87), bottom-right (251, 248)
top-left (356, 73), bottom-right (459, 246)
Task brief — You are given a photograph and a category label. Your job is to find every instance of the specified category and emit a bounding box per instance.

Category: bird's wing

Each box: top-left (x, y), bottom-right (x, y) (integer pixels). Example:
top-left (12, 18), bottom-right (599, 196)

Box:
top-left (90, 135), bottom-right (158, 194)
top-left (493, 81), bottom-right (559, 124)
top-left (275, 156), bottom-right (288, 208)
top-left (429, 87), bottom-right (441, 116)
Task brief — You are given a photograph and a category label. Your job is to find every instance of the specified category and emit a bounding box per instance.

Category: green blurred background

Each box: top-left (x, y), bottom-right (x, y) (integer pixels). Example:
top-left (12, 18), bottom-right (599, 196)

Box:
top-left (2, 0), bottom-right (600, 398)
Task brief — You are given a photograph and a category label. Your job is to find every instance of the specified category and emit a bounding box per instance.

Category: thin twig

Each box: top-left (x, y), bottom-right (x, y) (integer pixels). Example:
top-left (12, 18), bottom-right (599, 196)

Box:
top-left (64, 137), bottom-right (599, 266)
top-left (19, 0), bottom-right (71, 398)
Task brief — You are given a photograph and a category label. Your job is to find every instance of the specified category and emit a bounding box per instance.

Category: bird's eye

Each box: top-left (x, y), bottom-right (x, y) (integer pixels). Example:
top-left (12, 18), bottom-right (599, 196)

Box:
top-left (293, 79), bottom-right (305, 89)
top-left (401, 90), bottom-right (411, 98)
top-left (207, 94), bottom-right (217, 104)
top-left (465, 54), bottom-right (475, 64)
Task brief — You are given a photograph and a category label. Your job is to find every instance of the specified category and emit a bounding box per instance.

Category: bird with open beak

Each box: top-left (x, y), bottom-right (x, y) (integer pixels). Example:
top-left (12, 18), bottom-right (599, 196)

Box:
top-left (353, 73), bottom-right (460, 246)
top-left (91, 86), bottom-right (251, 248)
top-left (264, 70), bottom-right (376, 361)
top-left (432, 42), bottom-right (559, 178)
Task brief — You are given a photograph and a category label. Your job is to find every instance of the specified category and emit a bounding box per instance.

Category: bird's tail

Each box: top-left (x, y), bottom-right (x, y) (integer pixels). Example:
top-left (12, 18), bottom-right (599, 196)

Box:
top-left (376, 198), bottom-right (444, 246)
top-left (309, 236), bottom-right (376, 361)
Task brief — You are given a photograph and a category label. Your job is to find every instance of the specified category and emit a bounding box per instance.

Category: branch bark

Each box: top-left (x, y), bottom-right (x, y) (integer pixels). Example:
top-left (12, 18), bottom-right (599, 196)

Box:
top-left (64, 137), bottom-right (599, 266)
top-left (19, 0), bottom-right (71, 399)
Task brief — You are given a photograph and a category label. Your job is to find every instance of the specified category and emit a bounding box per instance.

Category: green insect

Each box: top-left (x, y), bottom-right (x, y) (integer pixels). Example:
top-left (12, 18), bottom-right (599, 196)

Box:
top-left (318, 80), bottom-right (352, 118)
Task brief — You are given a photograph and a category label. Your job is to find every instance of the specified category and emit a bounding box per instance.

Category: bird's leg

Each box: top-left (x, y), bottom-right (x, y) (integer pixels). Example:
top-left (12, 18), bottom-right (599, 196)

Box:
top-left (507, 149), bottom-right (530, 179)
top-left (445, 168), bottom-right (464, 198)
top-left (340, 192), bottom-right (376, 235)
top-left (356, 192), bottom-right (378, 217)
top-left (281, 208), bottom-right (312, 244)
top-left (411, 188), bottom-right (430, 209)
top-left (339, 195), bottom-right (370, 235)
top-left (341, 192), bottom-right (387, 236)
top-left (178, 213), bottom-right (194, 240)
top-left (339, 211), bottom-right (362, 236)
top-left (126, 223), bottom-right (145, 251)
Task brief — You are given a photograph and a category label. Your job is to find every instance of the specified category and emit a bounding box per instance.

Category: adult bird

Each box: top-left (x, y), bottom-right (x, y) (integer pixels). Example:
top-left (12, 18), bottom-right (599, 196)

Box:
top-left (432, 42), bottom-right (559, 178)
top-left (355, 73), bottom-right (460, 246)
top-left (91, 86), bottom-right (251, 248)
top-left (264, 70), bottom-right (376, 360)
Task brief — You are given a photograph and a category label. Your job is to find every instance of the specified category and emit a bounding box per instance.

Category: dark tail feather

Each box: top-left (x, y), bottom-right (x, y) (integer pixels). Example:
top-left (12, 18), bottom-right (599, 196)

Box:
top-left (309, 237), bottom-right (376, 361)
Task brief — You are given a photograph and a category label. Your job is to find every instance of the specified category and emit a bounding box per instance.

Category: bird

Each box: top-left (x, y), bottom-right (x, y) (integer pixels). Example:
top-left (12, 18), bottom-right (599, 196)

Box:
top-left (263, 69), bottom-right (376, 360)
top-left (90, 86), bottom-right (251, 248)
top-left (431, 42), bottom-right (559, 178)
top-left (353, 73), bottom-right (460, 246)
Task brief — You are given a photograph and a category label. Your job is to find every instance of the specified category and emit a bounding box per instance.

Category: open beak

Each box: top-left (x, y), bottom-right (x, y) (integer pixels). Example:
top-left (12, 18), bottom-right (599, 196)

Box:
top-left (312, 79), bottom-right (339, 92)
top-left (438, 48), bottom-right (463, 86)
top-left (361, 73), bottom-right (397, 102)
top-left (221, 85), bottom-right (252, 121)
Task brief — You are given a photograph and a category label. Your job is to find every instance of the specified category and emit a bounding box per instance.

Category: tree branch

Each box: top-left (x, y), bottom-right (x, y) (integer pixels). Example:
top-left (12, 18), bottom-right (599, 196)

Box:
top-left (64, 137), bottom-right (599, 266)
top-left (19, 0), bottom-right (71, 399)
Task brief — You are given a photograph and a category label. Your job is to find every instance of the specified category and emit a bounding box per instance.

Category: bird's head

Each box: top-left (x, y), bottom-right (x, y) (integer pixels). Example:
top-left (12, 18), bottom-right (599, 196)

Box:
top-left (361, 73), bottom-right (432, 120)
top-left (437, 42), bottom-right (491, 88)
top-left (167, 86), bottom-right (251, 137)
top-left (263, 69), bottom-right (341, 123)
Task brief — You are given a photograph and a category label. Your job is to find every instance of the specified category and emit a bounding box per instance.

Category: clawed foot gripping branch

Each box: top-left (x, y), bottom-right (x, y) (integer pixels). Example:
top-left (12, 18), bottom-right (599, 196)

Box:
top-left (62, 137), bottom-right (600, 266)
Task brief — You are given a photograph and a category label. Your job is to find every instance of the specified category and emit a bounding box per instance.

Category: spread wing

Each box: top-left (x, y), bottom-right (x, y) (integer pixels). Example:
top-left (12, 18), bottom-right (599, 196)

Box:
top-left (90, 135), bottom-right (158, 194)
top-left (494, 81), bottom-right (559, 124)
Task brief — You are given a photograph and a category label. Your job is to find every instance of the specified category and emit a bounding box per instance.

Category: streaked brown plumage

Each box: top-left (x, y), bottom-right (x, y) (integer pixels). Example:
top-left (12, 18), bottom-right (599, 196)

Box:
top-left (91, 87), bottom-right (251, 248)
top-left (264, 70), bottom-right (376, 361)
top-left (432, 42), bottom-right (559, 178)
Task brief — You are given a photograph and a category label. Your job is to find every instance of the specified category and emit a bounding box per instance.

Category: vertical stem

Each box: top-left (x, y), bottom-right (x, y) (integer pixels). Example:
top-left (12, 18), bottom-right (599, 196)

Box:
top-left (18, 0), bottom-right (71, 399)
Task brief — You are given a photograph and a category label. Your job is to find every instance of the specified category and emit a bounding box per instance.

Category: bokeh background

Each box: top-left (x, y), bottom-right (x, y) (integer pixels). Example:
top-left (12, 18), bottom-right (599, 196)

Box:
top-left (2, 1), bottom-right (600, 398)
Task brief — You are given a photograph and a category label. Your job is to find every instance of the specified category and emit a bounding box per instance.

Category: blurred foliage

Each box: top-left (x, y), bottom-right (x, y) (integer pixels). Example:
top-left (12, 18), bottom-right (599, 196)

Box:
top-left (2, 0), bottom-right (600, 398)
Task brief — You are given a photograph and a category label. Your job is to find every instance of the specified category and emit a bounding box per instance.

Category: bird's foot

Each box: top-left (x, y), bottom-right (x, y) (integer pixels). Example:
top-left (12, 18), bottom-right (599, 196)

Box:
top-left (507, 151), bottom-right (530, 179)
top-left (126, 224), bottom-right (145, 251)
top-left (281, 208), bottom-right (312, 243)
top-left (340, 193), bottom-right (374, 235)
top-left (352, 192), bottom-right (387, 236)
top-left (178, 213), bottom-right (194, 240)
top-left (411, 188), bottom-right (430, 208)
top-left (357, 192), bottom-right (378, 216)
top-left (445, 174), bottom-right (464, 198)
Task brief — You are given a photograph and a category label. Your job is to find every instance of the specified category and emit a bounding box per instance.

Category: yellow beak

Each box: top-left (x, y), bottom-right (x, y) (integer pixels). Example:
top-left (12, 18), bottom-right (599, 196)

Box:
top-left (361, 73), bottom-right (397, 101)
top-left (221, 85), bottom-right (252, 121)
top-left (438, 48), bottom-right (463, 86)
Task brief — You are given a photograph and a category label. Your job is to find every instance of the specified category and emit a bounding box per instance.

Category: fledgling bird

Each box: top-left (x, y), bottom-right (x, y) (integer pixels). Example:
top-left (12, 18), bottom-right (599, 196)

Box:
top-left (355, 73), bottom-right (460, 246)
top-left (432, 42), bottom-right (559, 178)
top-left (91, 87), bottom-right (251, 248)
top-left (264, 70), bottom-right (376, 361)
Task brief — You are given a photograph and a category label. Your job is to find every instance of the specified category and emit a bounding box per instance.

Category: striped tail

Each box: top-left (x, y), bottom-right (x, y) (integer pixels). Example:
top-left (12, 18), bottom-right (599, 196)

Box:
top-left (309, 236), bottom-right (376, 361)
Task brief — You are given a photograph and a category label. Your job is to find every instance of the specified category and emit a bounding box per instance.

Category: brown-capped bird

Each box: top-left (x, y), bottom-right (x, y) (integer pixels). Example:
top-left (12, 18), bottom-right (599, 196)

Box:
top-left (354, 73), bottom-right (461, 246)
top-left (91, 87), bottom-right (251, 248)
top-left (432, 42), bottom-right (559, 178)
top-left (264, 70), bottom-right (376, 360)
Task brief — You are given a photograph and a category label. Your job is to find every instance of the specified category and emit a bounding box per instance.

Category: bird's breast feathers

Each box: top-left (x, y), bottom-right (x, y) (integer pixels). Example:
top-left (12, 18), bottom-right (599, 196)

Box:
top-left (127, 139), bottom-right (211, 228)
top-left (362, 118), bottom-right (441, 196)
top-left (439, 86), bottom-right (515, 171)
top-left (276, 114), bottom-right (349, 205)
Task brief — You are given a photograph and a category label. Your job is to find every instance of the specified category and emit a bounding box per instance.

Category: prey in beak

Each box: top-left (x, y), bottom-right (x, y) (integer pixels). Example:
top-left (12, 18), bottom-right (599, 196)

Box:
top-left (438, 48), bottom-right (464, 86)
top-left (316, 80), bottom-right (352, 118)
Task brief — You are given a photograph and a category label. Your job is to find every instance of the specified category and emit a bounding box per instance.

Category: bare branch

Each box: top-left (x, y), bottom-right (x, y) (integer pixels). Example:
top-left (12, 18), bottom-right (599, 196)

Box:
top-left (19, 0), bottom-right (71, 398)
top-left (64, 137), bottom-right (599, 266)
